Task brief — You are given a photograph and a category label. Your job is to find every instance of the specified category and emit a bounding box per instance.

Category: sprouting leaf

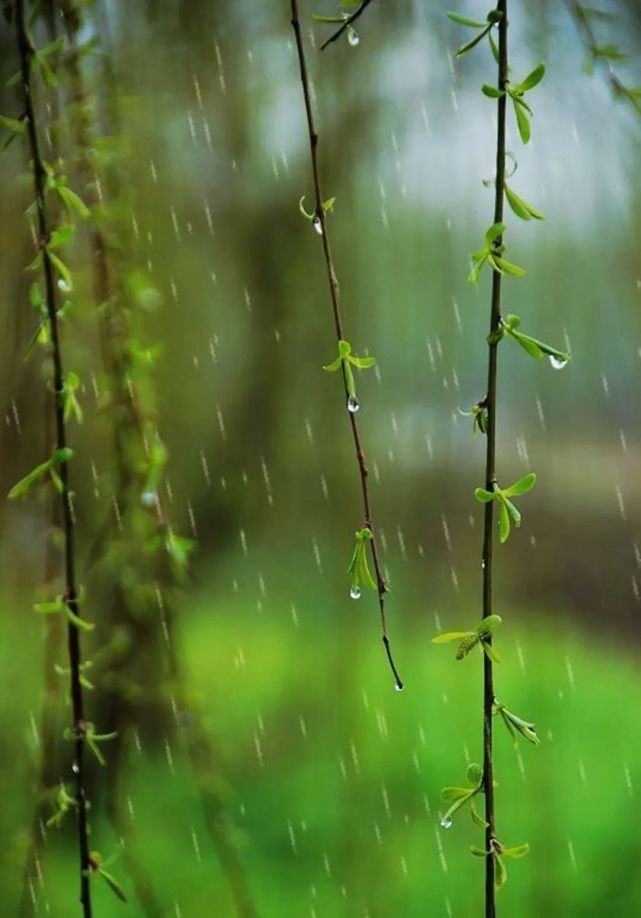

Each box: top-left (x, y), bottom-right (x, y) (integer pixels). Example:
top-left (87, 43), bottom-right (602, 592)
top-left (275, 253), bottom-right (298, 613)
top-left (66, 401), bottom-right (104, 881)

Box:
top-left (445, 11), bottom-right (486, 28)
top-left (515, 63), bottom-right (546, 92)
top-left (8, 455), bottom-right (58, 499)
top-left (481, 84), bottom-right (504, 98)
top-left (493, 256), bottom-right (526, 277)
top-left (504, 184), bottom-right (544, 221)
top-left (431, 631), bottom-right (469, 643)
top-left (347, 527), bottom-right (377, 597)
top-left (494, 851), bottom-right (508, 888)
top-left (46, 250), bottom-right (73, 288)
top-left (322, 196), bottom-right (336, 214)
top-left (497, 499), bottom-right (511, 543)
top-left (470, 799), bottom-right (489, 828)
top-left (55, 184), bottom-right (90, 219)
top-left (512, 98), bottom-right (531, 144)
top-left (502, 472), bottom-right (536, 497)
top-left (477, 614), bottom-right (502, 635)
top-left (454, 24), bottom-right (492, 57)
top-left (312, 14), bottom-right (346, 23)
top-left (466, 762), bottom-right (483, 786)
top-left (299, 195), bottom-right (315, 220)
top-left (65, 603), bottom-right (94, 631)
top-left (441, 786), bottom-right (471, 801)
top-left (470, 845), bottom-right (490, 857)
top-left (502, 843), bottom-right (530, 859)
top-left (98, 868), bottom-right (128, 903)
top-left (474, 487), bottom-right (495, 503)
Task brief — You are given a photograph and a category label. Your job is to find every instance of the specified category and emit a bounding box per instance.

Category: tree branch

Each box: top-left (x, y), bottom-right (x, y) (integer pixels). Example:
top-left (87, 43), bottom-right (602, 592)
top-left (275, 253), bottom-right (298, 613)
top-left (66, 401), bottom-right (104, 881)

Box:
top-left (14, 0), bottom-right (93, 914)
top-left (291, 0), bottom-right (403, 690)
top-left (319, 0), bottom-right (375, 51)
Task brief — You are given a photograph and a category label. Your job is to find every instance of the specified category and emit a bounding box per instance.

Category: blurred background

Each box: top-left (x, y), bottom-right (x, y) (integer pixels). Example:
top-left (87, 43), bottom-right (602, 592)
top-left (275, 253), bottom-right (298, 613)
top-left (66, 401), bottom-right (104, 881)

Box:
top-left (1, 0), bottom-right (641, 915)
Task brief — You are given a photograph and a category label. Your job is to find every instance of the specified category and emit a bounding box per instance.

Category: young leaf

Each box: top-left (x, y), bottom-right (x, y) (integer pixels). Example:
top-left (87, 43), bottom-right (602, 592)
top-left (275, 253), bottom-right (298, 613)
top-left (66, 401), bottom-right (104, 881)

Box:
top-left (445, 11), bottom-right (486, 28)
top-left (517, 63), bottom-right (546, 92)
top-left (512, 97), bottom-right (531, 143)
top-left (503, 472), bottom-right (536, 497)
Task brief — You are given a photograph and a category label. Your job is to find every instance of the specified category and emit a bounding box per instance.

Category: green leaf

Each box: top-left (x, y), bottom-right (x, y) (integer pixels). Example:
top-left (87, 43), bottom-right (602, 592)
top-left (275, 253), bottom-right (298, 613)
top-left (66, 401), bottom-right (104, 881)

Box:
top-left (441, 786), bottom-right (472, 801)
top-left (466, 763), bottom-right (483, 786)
top-left (432, 631), bottom-right (470, 643)
top-left (65, 604), bottom-right (94, 631)
top-left (98, 869), bottom-right (128, 903)
top-left (348, 355), bottom-right (376, 369)
top-left (482, 640), bottom-right (501, 664)
top-left (503, 472), bottom-right (536, 497)
top-left (494, 852), bottom-right (508, 888)
top-left (482, 84), bottom-right (504, 98)
top-left (298, 195), bottom-right (314, 220)
top-left (474, 487), bottom-right (495, 503)
top-left (51, 447), bottom-right (73, 465)
top-left (322, 356), bottom-right (342, 372)
top-left (47, 250), bottom-right (73, 288)
top-left (56, 184), bottom-right (90, 219)
top-left (470, 800), bottom-right (489, 828)
top-left (8, 458), bottom-right (52, 499)
top-left (485, 222), bottom-right (505, 244)
top-left (503, 497), bottom-right (522, 526)
top-left (455, 24), bottom-right (492, 57)
top-left (322, 196), bottom-right (336, 214)
top-left (504, 184), bottom-right (544, 221)
top-left (498, 499), bottom-right (511, 543)
top-left (338, 339), bottom-right (351, 357)
top-left (470, 845), bottom-right (489, 857)
top-left (34, 600), bottom-right (64, 614)
top-left (488, 30), bottom-right (499, 64)
top-left (312, 14), bottom-right (346, 23)
top-left (511, 332), bottom-right (543, 358)
top-left (502, 843), bottom-right (530, 859)
top-left (512, 97), bottom-right (531, 143)
top-left (478, 614), bottom-right (502, 634)
top-left (516, 63), bottom-right (546, 92)
top-left (445, 11), bottom-right (486, 27)
top-left (493, 256), bottom-right (526, 277)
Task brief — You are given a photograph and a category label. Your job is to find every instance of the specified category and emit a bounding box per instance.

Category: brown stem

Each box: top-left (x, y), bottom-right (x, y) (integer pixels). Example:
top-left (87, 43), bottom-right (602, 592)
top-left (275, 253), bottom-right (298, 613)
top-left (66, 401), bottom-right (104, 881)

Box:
top-left (291, 0), bottom-right (402, 690)
top-left (482, 3), bottom-right (508, 915)
top-left (14, 0), bottom-right (92, 914)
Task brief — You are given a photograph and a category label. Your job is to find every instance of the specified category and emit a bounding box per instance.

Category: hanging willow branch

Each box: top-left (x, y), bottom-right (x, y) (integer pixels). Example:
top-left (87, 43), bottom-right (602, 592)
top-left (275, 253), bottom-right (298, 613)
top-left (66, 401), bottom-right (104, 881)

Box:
top-left (291, 0), bottom-right (403, 690)
top-left (566, 0), bottom-right (641, 114)
top-left (13, 0), bottom-right (93, 913)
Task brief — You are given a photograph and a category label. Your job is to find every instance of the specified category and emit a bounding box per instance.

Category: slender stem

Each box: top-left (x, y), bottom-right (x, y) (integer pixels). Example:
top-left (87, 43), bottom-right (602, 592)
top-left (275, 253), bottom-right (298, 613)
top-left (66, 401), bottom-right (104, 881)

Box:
top-left (319, 0), bottom-right (375, 51)
top-left (482, 3), bottom-right (508, 915)
top-left (291, 0), bottom-right (402, 690)
top-left (565, 0), bottom-right (641, 114)
top-left (15, 2), bottom-right (92, 915)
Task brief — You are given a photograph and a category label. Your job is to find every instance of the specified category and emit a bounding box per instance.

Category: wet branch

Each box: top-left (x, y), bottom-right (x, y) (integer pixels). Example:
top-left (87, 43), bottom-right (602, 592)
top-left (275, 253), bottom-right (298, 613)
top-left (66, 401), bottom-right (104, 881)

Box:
top-left (319, 0), bottom-right (375, 51)
top-left (566, 0), bottom-right (641, 114)
top-left (481, 2), bottom-right (507, 914)
top-left (15, 0), bottom-right (92, 914)
top-left (291, 0), bottom-right (403, 690)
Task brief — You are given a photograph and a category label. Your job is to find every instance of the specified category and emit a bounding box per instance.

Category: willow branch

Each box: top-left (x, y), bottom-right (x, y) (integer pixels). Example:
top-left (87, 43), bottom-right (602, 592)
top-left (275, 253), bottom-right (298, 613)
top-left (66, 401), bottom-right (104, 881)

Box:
top-left (291, 0), bottom-right (402, 690)
top-left (319, 0), bottom-right (375, 51)
top-left (566, 0), bottom-right (641, 114)
top-left (481, 2), bottom-right (508, 915)
top-left (15, 0), bottom-right (92, 914)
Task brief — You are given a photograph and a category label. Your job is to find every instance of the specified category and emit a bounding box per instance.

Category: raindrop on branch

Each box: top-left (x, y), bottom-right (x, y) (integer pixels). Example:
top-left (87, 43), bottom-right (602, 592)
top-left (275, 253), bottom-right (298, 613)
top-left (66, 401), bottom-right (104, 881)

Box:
top-left (347, 27), bottom-right (360, 47)
top-left (347, 395), bottom-right (360, 413)
top-left (549, 355), bottom-right (568, 370)
top-left (350, 586), bottom-right (361, 600)
top-left (312, 215), bottom-right (323, 235)
top-left (440, 817), bottom-right (453, 829)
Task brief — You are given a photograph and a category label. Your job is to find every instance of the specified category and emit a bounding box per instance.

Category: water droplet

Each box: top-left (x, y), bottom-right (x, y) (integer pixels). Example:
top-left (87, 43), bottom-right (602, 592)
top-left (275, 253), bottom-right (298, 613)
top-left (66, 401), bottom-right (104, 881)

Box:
top-left (350, 586), bottom-right (361, 600)
top-left (394, 682), bottom-right (404, 692)
top-left (71, 762), bottom-right (79, 774)
top-left (549, 355), bottom-right (568, 370)
top-left (313, 216), bottom-right (323, 235)
top-left (347, 395), bottom-right (360, 413)
top-left (440, 817), bottom-right (452, 829)
top-left (347, 27), bottom-right (360, 47)
top-left (58, 278), bottom-right (72, 293)
top-left (141, 490), bottom-right (156, 507)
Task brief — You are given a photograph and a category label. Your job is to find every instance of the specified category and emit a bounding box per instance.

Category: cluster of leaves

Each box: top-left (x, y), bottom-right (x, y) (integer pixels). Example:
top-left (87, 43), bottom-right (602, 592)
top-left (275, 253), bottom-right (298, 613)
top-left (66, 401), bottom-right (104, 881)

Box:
top-left (346, 527), bottom-right (377, 599)
top-left (490, 314), bottom-right (570, 366)
top-left (86, 851), bottom-right (128, 903)
top-left (63, 721), bottom-right (117, 767)
top-left (474, 472), bottom-right (536, 543)
top-left (34, 589), bottom-right (93, 633)
top-left (473, 837), bottom-right (530, 889)
top-left (432, 613), bottom-right (502, 663)
top-left (482, 63), bottom-right (545, 144)
top-left (299, 193), bottom-right (336, 233)
top-left (323, 338), bottom-right (375, 410)
top-left (468, 222), bottom-right (525, 284)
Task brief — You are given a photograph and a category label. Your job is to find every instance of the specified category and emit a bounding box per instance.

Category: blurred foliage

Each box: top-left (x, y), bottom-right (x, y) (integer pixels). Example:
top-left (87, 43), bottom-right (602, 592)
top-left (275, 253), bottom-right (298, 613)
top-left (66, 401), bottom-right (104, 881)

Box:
top-left (0, 0), bottom-right (641, 915)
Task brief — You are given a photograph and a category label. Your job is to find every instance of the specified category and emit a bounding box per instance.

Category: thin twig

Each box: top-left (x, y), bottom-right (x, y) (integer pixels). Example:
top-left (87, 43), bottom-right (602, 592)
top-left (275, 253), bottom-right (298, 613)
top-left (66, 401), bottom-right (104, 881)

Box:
top-left (15, 0), bottom-right (92, 914)
top-left (319, 0), bottom-right (375, 51)
top-left (566, 0), bottom-right (641, 114)
top-left (481, 2), bottom-right (507, 914)
top-left (291, 0), bottom-right (403, 690)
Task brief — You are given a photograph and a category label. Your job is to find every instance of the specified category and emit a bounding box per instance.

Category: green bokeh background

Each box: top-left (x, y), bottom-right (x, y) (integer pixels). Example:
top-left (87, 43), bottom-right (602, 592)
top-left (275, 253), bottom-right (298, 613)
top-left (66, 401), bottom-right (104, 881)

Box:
top-left (1, 1), bottom-right (641, 915)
